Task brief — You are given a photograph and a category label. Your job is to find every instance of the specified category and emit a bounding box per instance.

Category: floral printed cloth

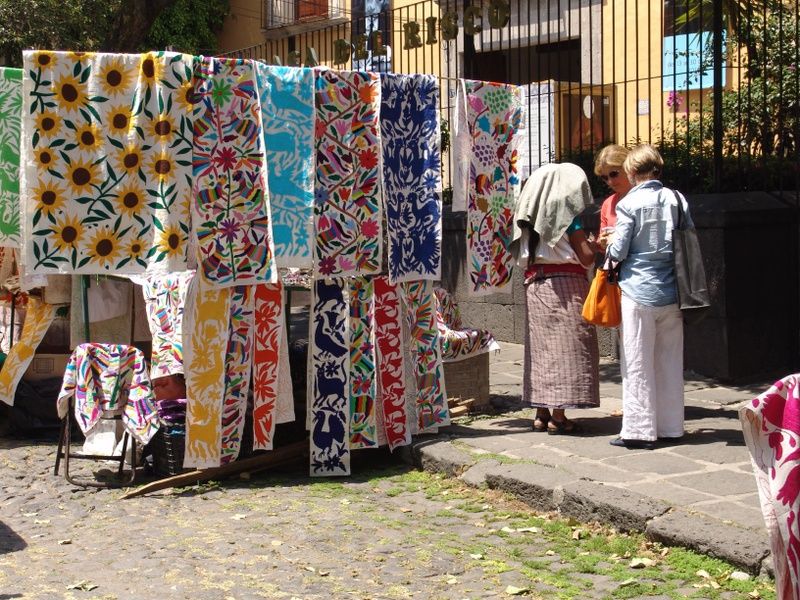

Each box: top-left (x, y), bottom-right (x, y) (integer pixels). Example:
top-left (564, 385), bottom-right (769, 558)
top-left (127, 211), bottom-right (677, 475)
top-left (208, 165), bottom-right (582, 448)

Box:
top-left (56, 343), bottom-right (159, 445)
top-left (0, 68), bottom-right (22, 247)
top-left (309, 279), bottom-right (350, 476)
top-left (133, 270), bottom-right (194, 378)
top-left (740, 374), bottom-right (800, 600)
top-left (21, 51), bottom-right (193, 274)
top-left (374, 276), bottom-right (410, 450)
top-left (192, 57), bottom-right (276, 287)
top-left (220, 285), bottom-right (254, 464)
top-left (314, 69), bottom-right (383, 278)
top-left (402, 280), bottom-right (449, 431)
top-left (453, 79), bottom-right (524, 296)
top-left (434, 287), bottom-right (500, 363)
top-left (0, 297), bottom-right (56, 406)
top-left (349, 277), bottom-right (377, 449)
top-left (256, 64), bottom-right (315, 268)
top-left (380, 73), bottom-right (442, 284)
top-left (183, 276), bottom-right (230, 469)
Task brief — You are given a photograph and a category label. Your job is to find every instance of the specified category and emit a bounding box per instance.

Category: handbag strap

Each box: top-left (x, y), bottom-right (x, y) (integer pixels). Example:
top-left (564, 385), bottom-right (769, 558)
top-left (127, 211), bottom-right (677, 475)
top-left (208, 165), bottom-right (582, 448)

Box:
top-left (671, 189), bottom-right (686, 230)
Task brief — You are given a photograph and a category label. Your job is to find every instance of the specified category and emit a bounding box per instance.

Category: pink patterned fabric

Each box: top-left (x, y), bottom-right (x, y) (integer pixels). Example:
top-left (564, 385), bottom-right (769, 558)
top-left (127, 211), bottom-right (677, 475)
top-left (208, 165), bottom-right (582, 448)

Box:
top-left (740, 374), bottom-right (800, 600)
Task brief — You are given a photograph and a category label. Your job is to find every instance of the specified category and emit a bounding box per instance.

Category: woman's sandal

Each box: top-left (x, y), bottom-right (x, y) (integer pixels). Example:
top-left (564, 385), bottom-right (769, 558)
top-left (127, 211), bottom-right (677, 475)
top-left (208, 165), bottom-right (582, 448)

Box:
top-left (533, 416), bottom-right (550, 433)
top-left (547, 419), bottom-right (582, 435)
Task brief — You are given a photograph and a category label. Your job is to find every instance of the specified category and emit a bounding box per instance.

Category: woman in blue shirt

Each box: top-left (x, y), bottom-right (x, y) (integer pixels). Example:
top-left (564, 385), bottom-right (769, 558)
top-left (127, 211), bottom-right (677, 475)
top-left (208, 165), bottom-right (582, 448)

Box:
top-left (607, 145), bottom-right (692, 449)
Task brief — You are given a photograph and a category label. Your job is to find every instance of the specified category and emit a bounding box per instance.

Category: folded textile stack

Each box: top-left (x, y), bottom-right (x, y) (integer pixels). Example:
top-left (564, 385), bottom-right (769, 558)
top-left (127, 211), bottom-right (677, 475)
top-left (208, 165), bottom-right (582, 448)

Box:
top-left (156, 398), bottom-right (186, 427)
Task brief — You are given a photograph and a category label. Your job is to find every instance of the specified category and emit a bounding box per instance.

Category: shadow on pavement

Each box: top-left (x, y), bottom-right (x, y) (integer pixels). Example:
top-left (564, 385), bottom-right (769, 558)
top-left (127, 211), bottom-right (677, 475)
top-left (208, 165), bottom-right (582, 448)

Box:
top-left (0, 521), bottom-right (27, 555)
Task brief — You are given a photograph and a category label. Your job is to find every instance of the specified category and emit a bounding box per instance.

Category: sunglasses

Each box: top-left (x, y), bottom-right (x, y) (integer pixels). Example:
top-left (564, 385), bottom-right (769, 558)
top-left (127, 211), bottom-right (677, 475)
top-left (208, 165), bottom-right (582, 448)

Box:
top-left (600, 170), bottom-right (620, 182)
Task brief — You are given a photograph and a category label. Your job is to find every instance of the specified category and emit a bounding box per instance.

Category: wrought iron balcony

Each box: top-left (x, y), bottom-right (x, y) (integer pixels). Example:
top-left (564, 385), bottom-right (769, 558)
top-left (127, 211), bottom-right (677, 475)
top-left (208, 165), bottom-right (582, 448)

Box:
top-left (262, 0), bottom-right (348, 37)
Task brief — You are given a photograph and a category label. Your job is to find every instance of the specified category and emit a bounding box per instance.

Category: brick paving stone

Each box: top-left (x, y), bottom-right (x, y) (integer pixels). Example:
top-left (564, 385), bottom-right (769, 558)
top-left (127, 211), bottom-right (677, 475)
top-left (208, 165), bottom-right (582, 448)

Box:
top-left (665, 470), bottom-right (759, 496)
top-left (603, 451), bottom-right (706, 475)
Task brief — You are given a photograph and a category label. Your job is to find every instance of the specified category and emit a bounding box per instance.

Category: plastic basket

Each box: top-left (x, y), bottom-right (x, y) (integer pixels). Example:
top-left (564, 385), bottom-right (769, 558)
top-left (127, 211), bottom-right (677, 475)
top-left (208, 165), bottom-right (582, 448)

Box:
top-left (149, 426), bottom-right (187, 477)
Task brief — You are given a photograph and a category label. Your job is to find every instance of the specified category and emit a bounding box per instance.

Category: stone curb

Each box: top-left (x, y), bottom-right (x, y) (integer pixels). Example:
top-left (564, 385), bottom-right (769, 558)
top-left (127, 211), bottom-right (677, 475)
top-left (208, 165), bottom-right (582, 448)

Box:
top-left (405, 437), bottom-right (771, 575)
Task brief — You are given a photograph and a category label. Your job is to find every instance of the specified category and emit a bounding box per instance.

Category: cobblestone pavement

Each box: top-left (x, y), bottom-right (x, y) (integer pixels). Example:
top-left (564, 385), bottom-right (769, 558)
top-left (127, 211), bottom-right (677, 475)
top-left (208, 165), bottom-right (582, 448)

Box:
top-left (0, 437), bottom-right (774, 600)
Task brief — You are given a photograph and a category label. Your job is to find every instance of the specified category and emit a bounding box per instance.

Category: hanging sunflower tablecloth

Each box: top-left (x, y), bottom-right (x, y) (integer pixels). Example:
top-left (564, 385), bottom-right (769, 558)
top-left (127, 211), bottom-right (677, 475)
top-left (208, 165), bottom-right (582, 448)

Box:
top-left (20, 51), bottom-right (194, 275)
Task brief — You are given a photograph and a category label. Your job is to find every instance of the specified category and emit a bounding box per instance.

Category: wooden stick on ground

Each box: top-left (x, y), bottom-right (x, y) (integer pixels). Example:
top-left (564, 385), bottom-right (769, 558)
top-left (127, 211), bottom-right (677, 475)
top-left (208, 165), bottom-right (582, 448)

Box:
top-left (121, 439), bottom-right (308, 499)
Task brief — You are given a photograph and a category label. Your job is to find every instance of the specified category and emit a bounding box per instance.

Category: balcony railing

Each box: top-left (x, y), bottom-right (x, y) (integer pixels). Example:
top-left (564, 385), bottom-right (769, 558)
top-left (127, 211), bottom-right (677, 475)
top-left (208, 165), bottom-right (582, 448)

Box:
top-left (263, 0), bottom-right (347, 34)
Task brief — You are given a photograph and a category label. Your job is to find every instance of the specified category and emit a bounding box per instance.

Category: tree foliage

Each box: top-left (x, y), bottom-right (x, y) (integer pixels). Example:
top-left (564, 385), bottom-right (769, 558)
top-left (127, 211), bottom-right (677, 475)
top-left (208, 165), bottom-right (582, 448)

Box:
top-left (0, 0), bottom-right (228, 66)
top-left (144, 0), bottom-right (230, 55)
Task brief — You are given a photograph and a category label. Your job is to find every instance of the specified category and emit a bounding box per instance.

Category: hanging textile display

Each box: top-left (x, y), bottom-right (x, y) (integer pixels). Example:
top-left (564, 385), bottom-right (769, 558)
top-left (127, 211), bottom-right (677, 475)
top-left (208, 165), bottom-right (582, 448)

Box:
top-left (314, 69), bottom-right (383, 278)
top-left (349, 277), bottom-right (377, 449)
top-left (434, 287), bottom-right (500, 363)
top-left (309, 279), bottom-right (350, 476)
top-left (192, 57), bottom-right (276, 287)
top-left (453, 79), bottom-right (524, 295)
top-left (134, 270), bottom-right (195, 378)
top-left (255, 64), bottom-right (315, 268)
top-left (183, 276), bottom-right (230, 469)
top-left (20, 50), bottom-right (193, 274)
top-left (56, 343), bottom-right (159, 445)
top-left (0, 296), bottom-right (56, 406)
top-left (740, 375), bottom-right (800, 600)
top-left (373, 276), bottom-right (411, 450)
top-left (402, 280), bottom-right (449, 431)
top-left (380, 73), bottom-right (442, 284)
top-left (276, 312), bottom-right (295, 426)
top-left (220, 285), bottom-right (254, 464)
top-left (252, 282), bottom-right (285, 451)
top-left (0, 68), bottom-right (21, 248)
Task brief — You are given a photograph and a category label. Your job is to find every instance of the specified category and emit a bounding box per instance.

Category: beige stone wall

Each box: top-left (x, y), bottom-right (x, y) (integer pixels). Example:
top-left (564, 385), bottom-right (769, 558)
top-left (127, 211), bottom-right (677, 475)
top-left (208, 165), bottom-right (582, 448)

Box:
top-left (218, 0), bottom-right (266, 53)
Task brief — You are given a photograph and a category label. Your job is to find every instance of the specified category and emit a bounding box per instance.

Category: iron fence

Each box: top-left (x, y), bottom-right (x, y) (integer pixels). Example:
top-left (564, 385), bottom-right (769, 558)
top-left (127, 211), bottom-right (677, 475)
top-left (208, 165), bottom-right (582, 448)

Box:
top-left (225, 0), bottom-right (800, 202)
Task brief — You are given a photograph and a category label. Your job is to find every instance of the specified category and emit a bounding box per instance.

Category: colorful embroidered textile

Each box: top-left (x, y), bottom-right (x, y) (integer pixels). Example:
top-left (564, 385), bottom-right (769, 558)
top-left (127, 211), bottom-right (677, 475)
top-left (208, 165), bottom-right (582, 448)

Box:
top-left (192, 57), bottom-right (276, 288)
top-left (55, 343), bottom-right (159, 445)
top-left (0, 297), bottom-right (56, 405)
top-left (373, 276), bottom-right (410, 450)
top-left (220, 285), bottom-right (254, 464)
top-left (380, 73), bottom-right (442, 284)
top-left (256, 64), bottom-right (315, 268)
top-left (252, 282), bottom-right (284, 451)
top-left (314, 69), bottom-right (382, 278)
top-left (183, 276), bottom-right (230, 469)
top-left (0, 68), bottom-right (21, 247)
top-left (402, 280), bottom-right (449, 431)
top-left (135, 270), bottom-right (194, 378)
top-left (434, 287), bottom-right (500, 363)
top-left (349, 277), bottom-right (377, 449)
top-left (740, 375), bottom-right (800, 600)
top-left (453, 79), bottom-right (524, 295)
top-left (309, 279), bottom-right (350, 476)
top-left (21, 51), bottom-right (193, 274)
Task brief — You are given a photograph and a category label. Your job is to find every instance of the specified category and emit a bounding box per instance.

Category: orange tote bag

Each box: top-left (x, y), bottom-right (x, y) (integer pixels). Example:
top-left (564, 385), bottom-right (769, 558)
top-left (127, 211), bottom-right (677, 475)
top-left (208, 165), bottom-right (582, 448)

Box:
top-left (582, 267), bottom-right (622, 327)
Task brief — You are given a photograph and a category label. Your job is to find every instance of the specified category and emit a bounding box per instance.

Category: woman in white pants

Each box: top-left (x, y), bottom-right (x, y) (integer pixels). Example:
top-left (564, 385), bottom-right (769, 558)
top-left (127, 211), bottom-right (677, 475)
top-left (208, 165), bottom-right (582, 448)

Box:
top-left (607, 145), bottom-right (692, 449)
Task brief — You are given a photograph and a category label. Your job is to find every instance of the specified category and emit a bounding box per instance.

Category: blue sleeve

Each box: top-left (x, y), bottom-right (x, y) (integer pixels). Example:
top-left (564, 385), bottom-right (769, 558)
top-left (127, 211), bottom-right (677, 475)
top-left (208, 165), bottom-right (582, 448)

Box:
top-left (566, 217), bottom-right (582, 234)
top-left (608, 203), bottom-right (633, 262)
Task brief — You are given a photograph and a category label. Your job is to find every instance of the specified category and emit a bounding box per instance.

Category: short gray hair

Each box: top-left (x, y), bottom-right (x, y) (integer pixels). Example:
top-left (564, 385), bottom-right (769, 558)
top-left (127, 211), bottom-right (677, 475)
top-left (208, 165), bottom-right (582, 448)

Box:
top-left (623, 144), bottom-right (664, 182)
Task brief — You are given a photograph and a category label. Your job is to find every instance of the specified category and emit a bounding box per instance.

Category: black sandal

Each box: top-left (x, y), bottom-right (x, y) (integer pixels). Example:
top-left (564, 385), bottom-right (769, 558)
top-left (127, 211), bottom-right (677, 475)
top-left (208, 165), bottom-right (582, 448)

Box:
top-left (533, 416), bottom-right (549, 432)
top-left (547, 419), bottom-right (582, 435)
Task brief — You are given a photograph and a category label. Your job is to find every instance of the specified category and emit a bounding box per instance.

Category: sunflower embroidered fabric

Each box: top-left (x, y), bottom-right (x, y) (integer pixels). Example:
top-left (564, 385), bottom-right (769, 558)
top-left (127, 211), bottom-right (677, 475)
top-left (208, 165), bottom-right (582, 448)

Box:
top-left (21, 50), bottom-right (193, 275)
top-left (56, 343), bottom-right (159, 446)
top-left (192, 57), bottom-right (276, 287)
top-left (454, 80), bottom-right (524, 296)
top-left (0, 297), bottom-right (56, 406)
top-left (0, 68), bottom-right (22, 247)
top-left (380, 73), bottom-right (442, 284)
top-left (256, 64), bottom-right (315, 268)
top-left (309, 279), bottom-right (350, 476)
top-left (314, 69), bottom-right (383, 278)
top-left (740, 374), bottom-right (800, 600)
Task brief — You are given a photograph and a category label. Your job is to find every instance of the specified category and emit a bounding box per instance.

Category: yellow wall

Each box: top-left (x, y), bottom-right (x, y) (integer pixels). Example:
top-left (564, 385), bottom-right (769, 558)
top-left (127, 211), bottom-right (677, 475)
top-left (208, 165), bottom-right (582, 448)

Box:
top-left (218, 0), bottom-right (266, 53)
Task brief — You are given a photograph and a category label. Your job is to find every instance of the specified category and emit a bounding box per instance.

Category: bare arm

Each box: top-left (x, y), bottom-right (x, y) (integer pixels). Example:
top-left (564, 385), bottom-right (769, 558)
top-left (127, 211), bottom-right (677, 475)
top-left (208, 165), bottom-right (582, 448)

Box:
top-left (568, 229), bottom-right (597, 268)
